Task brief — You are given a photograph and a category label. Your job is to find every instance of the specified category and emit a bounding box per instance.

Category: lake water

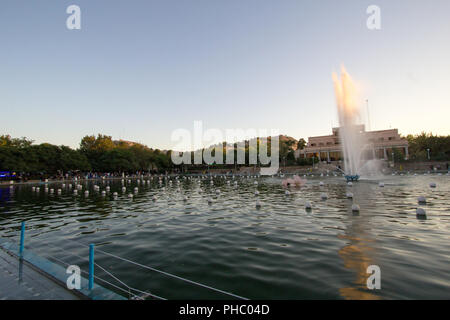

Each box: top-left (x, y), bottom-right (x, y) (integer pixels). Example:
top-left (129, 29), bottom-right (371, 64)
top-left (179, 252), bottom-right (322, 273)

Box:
top-left (0, 174), bottom-right (449, 299)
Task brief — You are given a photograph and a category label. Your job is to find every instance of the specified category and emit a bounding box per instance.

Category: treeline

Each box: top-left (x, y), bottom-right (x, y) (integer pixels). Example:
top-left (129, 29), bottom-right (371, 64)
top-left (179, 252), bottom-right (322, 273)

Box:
top-left (405, 132), bottom-right (450, 161)
top-left (0, 134), bottom-right (171, 174)
top-left (1, 132), bottom-right (448, 174)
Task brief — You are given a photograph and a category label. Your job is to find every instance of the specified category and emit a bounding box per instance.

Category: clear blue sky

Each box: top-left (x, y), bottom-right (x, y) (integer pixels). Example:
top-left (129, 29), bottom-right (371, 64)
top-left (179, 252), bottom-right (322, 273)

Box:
top-left (1, 0), bottom-right (449, 150)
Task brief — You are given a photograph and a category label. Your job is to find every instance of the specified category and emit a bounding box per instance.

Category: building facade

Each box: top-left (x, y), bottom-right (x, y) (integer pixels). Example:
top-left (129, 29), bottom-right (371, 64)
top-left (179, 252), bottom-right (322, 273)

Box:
top-left (296, 125), bottom-right (409, 162)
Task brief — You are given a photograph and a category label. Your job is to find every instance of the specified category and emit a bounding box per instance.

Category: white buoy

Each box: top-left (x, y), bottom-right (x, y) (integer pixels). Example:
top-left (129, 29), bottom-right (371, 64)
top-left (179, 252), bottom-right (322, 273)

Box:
top-left (122, 187), bottom-right (126, 193)
top-left (254, 181), bottom-right (258, 185)
top-left (113, 192), bottom-right (118, 196)
top-left (351, 204), bottom-right (360, 212)
top-left (101, 191), bottom-right (106, 196)
top-left (255, 200), bottom-right (261, 209)
top-left (84, 191), bottom-right (89, 197)
top-left (285, 190), bottom-right (290, 196)
top-left (255, 190), bottom-right (259, 196)
top-left (346, 192), bottom-right (353, 199)
top-left (45, 187), bottom-right (49, 193)
top-left (347, 182), bottom-right (353, 187)
top-left (62, 184), bottom-right (65, 188)
top-left (215, 189), bottom-right (220, 195)
top-left (305, 201), bottom-right (312, 210)
top-left (106, 186), bottom-right (110, 192)
top-left (128, 193), bottom-right (133, 198)
top-left (319, 181), bottom-right (324, 186)
top-left (208, 197), bottom-right (213, 204)
top-left (379, 182), bottom-right (384, 187)
top-left (429, 182), bottom-right (436, 188)
top-left (134, 187), bottom-right (139, 192)
top-left (417, 196), bottom-right (426, 204)
top-left (32, 187), bottom-right (36, 192)
top-left (416, 207), bottom-right (426, 216)
top-left (320, 193), bottom-right (328, 200)
top-left (73, 190), bottom-right (77, 195)
top-left (57, 189), bottom-right (62, 194)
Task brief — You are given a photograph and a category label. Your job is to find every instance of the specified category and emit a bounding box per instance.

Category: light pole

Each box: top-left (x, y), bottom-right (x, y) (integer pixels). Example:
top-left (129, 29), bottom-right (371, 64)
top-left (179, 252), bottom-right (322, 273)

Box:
top-left (426, 148), bottom-right (430, 160)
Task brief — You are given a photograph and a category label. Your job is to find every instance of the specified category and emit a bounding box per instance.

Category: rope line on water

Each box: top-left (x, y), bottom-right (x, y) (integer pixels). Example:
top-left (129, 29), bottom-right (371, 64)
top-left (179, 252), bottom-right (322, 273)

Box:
top-left (30, 236), bottom-right (248, 299)
top-left (1, 219), bottom-right (247, 299)
top-left (28, 246), bottom-right (161, 300)
top-left (94, 247), bottom-right (249, 300)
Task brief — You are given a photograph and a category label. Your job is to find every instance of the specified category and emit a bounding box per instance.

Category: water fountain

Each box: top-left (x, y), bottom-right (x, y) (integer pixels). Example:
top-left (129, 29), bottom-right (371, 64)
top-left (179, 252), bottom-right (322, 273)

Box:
top-left (332, 66), bottom-right (366, 182)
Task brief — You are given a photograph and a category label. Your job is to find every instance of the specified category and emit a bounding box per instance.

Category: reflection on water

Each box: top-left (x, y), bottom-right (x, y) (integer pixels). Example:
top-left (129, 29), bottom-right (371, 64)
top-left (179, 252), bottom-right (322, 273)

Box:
top-left (0, 174), bottom-right (449, 299)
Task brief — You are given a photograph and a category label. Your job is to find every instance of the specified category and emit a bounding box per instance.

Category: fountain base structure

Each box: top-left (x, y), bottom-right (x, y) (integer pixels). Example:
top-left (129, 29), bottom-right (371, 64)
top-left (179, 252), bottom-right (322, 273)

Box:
top-left (345, 175), bottom-right (360, 182)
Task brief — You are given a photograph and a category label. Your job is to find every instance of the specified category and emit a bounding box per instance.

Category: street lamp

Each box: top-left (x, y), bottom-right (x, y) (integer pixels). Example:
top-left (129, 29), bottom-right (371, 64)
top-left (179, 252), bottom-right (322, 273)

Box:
top-left (426, 148), bottom-right (430, 160)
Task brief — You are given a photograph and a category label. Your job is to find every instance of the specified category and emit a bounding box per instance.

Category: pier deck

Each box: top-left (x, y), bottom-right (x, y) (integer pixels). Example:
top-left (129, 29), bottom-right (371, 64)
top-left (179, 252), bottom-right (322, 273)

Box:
top-left (0, 248), bottom-right (80, 300)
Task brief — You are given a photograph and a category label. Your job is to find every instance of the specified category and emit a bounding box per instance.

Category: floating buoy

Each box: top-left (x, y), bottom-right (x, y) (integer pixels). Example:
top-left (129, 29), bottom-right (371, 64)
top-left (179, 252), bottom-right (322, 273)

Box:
top-left (73, 190), bottom-right (77, 195)
top-left (106, 186), bottom-right (110, 192)
top-left (416, 207), bottom-right (426, 216)
top-left (417, 196), bottom-right (426, 204)
top-left (208, 197), bottom-right (213, 204)
top-left (113, 192), bottom-right (118, 196)
top-left (254, 181), bottom-right (258, 185)
top-left (32, 187), bottom-right (36, 192)
top-left (152, 196), bottom-right (157, 201)
top-left (122, 187), bottom-right (126, 193)
top-left (255, 190), bottom-right (259, 196)
top-left (84, 191), bottom-right (89, 197)
top-left (134, 187), bottom-right (139, 192)
top-left (57, 189), bottom-right (62, 194)
top-left (379, 182), bottom-right (384, 187)
top-left (429, 182), bottom-right (436, 188)
top-left (305, 201), bottom-right (312, 210)
top-left (347, 182), bottom-right (353, 187)
top-left (36, 187), bottom-right (40, 192)
top-left (320, 193), bottom-right (328, 200)
top-left (68, 184), bottom-right (72, 188)
top-left (45, 187), bottom-right (49, 193)
top-left (285, 190), bottom-right (290, 196)
top-left (101, 191), bottom-right (106, 196)
top-left (255, 200), bottom-right (261, 209)
top-left (62, 184), bottom-right (65, 188)
top-left (216, 189), bottom-right (220, 195)
top-left (319, 181), bottom-right (324, 186)
top-left (351, 204), bottom-right (360, 212)
top-left (346, 192), bottom-right (353, 199)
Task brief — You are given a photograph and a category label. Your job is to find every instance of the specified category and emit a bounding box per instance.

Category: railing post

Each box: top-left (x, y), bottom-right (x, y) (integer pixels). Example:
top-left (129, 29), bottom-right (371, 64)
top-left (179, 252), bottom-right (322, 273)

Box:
top-left (89, 244), bottom-right (94, 290)
top-left (19, 222), bottom-right (25, 257)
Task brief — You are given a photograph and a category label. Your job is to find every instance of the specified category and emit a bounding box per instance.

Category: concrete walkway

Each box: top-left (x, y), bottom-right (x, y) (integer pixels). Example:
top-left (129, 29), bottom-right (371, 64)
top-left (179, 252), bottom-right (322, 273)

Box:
top-left (0, 248), bottom-right (80, 300)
